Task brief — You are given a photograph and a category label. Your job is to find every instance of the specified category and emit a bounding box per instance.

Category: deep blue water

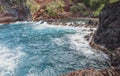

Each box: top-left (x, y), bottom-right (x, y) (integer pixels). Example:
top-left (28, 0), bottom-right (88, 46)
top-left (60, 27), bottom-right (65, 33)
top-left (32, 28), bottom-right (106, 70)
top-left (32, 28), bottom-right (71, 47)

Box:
top-left (0, 22), bottom-right (109, 76)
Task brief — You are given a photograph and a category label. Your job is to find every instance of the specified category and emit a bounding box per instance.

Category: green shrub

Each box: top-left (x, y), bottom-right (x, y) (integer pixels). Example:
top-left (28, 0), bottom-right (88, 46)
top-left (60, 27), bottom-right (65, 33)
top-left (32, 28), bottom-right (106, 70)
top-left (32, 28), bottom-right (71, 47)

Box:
top-left (109, 0), bottom-right (119, 3)
top-left (11, 0), bottom-right (22, 4)
top-left (70, 5), bottom-right (79, 13)
top-left (94, 4), bottom-right (104, 17)
top-left (70, 0), bottom-right (119, 17)
top-left (15, 0), bottom-right (21, 3)
top-left (83, 11), bottom-right (89, 16)
top-left (70, 3), bottom-right (87, 13)
top-left (77, 3), bottom-right (87, 12)
top-left (79, 0), bottom-right (90, 7)
top-left (26, 0), bottom-right (40, 14)
top-left (45, 0), bottom-right (64, 17)
top-left (70, 3), bottom-right (89, 16)
top-left (89, 0), bottom-right (101, 10)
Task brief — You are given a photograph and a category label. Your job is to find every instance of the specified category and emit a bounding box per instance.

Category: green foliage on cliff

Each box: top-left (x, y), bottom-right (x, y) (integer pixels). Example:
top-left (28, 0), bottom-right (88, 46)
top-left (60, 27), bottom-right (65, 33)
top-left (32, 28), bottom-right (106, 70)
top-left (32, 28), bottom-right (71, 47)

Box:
top-left (109, 0), bottom-right (119, 3)
top-left (77, 3), bottom-right (87, 11)
top-left (71, 0), bottom-right (119, 17)
top-left (15, 0), bottom-right (21, 3)
top-left (70, 3), bottom-right (88, 16)
top-left (26, 0), bottom-right (40, 14)
top-left (91, 0), bottom-right (119, 17)
top-left (10, 0), bottom-right (23, 4)
top-left (70, 3), bottom-right (87, 12)
top-left (1, 0), bottom-right (119, 18)
top-left (70, 5), bottom-right (79, 13)
top-left (94, 4), bottom-right (104, 17)
top-left (45, 0), bottom-right (64, 17)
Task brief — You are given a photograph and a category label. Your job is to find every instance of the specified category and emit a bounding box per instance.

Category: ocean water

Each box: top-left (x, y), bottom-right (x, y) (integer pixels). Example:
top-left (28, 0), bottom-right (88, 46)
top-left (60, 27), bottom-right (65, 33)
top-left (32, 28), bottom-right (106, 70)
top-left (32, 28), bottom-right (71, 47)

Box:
top-left (0, 22), bottom-right (109, 76)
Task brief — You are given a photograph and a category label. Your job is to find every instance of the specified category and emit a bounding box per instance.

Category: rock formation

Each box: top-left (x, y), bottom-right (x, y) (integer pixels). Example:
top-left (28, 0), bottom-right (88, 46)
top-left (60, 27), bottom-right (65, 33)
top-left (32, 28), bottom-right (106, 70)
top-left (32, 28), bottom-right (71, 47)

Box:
top-left (62, 66), bottom-right (120, 76)
top-left (0, 0), bottom-right (30, 23)
top-left (90, 1), bottom-right (120, 66)
top-left (93, 1), bottom-right (120, 51)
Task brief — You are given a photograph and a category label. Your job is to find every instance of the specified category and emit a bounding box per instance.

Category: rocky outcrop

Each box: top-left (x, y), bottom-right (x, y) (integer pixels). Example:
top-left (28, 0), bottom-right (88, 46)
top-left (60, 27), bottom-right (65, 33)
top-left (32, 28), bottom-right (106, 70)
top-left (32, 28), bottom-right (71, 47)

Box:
top-left (90, 1), bottom-right (120, 66)
top-left (92, 1), bottom-right (120, 51)
top-left (0, 0), bottom-right (30, 23)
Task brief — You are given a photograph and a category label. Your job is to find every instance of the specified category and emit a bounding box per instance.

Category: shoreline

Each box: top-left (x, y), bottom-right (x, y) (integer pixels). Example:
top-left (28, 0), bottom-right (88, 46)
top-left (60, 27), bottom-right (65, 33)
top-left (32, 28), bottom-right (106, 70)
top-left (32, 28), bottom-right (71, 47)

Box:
top-left (0, 17), bottom-right (98, 24)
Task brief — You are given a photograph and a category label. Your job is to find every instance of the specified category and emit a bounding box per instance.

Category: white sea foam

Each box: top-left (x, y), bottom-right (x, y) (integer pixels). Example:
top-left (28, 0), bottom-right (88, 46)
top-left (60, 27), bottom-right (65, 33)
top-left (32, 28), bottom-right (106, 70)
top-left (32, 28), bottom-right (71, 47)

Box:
top-left (66, 21), bottom-right (86, 25)
top-left (11, 21), bottom-right (34, 24)
top-left (32, 21), bottom-right (81, 30)
top-left (64, 28), bottom-right (109, 61)
top-left (0, 45), bottom-right (25, 76)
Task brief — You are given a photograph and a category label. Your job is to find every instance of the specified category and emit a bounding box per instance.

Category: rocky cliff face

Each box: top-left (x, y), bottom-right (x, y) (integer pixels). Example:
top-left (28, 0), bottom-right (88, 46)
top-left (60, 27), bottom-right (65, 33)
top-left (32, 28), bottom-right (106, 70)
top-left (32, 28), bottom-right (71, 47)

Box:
top-left (0, 0), bottom-right (30, 23)
top-left (91, 1), bottom-right (120, 66)
top-left (93, 1), bottom-right (120, 51)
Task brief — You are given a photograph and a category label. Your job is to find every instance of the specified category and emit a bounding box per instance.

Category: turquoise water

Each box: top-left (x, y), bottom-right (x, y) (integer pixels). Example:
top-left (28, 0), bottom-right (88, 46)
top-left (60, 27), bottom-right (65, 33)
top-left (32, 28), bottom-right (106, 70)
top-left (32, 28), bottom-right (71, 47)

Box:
top-left (0, 22), bottom-right (109, 76)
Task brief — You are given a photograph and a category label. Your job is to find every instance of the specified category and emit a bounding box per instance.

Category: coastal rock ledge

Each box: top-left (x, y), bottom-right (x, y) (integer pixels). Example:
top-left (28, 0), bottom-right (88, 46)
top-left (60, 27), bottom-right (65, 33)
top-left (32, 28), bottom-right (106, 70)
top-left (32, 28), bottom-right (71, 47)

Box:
top-left (62, 66), bottom-right (120, 76)
top-left (90, 1), bottom-right (120, 67)
top-left (63, 1), bottom-right (120, 76)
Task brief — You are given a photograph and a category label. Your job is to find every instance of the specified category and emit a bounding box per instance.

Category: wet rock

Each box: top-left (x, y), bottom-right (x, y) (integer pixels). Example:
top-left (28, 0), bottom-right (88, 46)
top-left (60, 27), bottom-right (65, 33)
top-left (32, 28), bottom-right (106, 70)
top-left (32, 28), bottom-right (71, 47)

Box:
top-left (84, 33), bottom-right (94, 41)
top-left (88, 29), bottom-right (94, 32)
top-left (62, 66), bottom-right (120, 76)
top-left (86, 20), bottom-right (99, 27)
top-left (110, 49), bottom-right (120, 66)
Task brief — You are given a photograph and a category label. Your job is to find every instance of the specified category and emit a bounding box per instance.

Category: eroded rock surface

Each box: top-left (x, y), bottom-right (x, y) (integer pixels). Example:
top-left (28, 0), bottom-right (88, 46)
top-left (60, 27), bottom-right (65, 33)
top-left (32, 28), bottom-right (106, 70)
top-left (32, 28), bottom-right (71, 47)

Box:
top-left (62, 66), bottom-right (120, 76)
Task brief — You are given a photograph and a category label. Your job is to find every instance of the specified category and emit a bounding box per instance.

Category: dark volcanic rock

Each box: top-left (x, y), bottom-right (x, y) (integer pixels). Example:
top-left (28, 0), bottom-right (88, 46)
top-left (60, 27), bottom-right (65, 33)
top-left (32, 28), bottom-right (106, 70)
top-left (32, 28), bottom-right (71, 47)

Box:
top-left (88, 0), bottom-right (120, 69)
top-left (91, 1), bottom-right (120, 67)
top-left (93, 1), bottom-right (120, 51)
top-left (111, 48), bottom-right (120, 66)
